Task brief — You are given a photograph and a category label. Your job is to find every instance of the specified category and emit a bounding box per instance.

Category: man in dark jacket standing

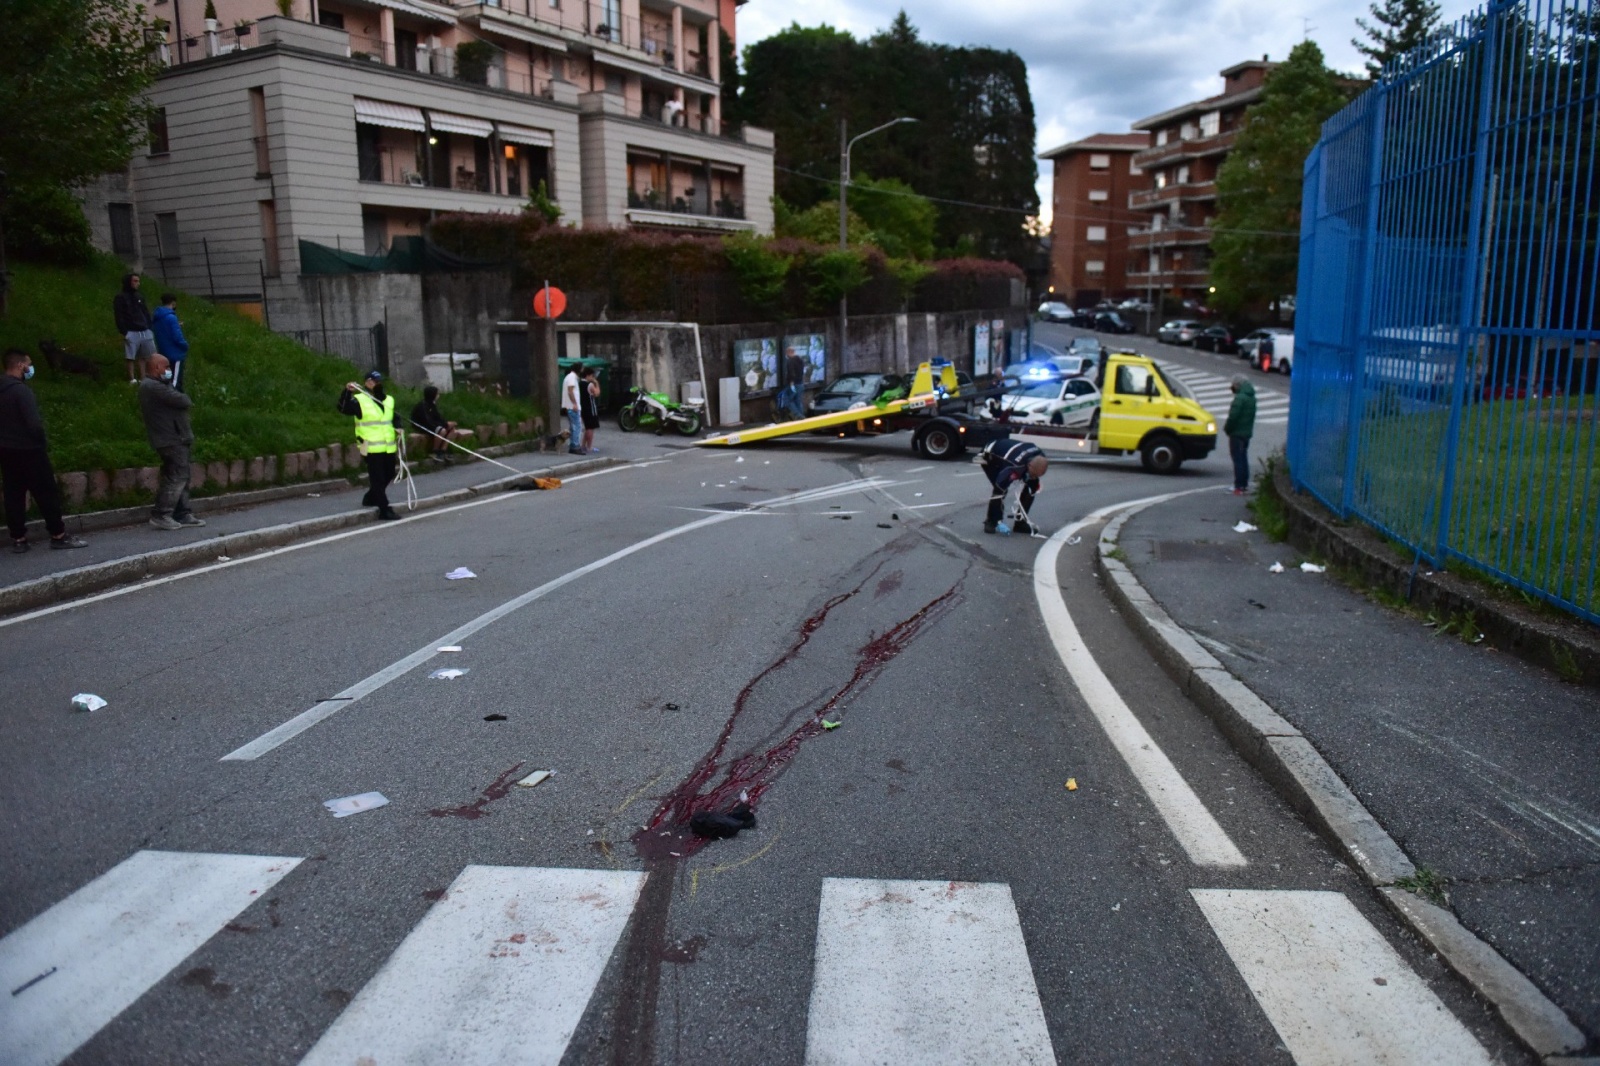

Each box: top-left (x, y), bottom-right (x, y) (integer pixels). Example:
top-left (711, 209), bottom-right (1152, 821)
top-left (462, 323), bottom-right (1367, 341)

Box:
top-left (1224, 375), bottom-right (1256, 495)
top-left (139, 354), bottom-right (206, 530)
top-left (114, 273), bottom-right (156, 385)
top-left (0, 349), bottom-right (88, 553)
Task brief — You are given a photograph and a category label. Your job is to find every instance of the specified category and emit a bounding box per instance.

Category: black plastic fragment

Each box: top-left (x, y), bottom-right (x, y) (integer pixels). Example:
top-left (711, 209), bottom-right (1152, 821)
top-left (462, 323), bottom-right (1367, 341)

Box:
top-left (689, 803), bottom-right (756, 839)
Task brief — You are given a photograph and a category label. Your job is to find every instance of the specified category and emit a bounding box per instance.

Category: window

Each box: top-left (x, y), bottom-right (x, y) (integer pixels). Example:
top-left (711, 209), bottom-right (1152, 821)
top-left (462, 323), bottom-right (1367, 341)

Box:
top-left (1151, 215), bottom-right (1163, 232)
top-left (154, 212), bottom-right (180, 259)
top-left (260, 200), bottom-right (280, 277)
top-left (1130, 158), bottom-right (1141, 175)
top-left (249, 87), bottom-right (270, 176)
top-left (108, 203), bottom-right (137, 255)
top-left (1088, 153), bottom-right (1110, 170)
top-left (1156, 129), bottom-right (1168, 146)
top-left (1155, 171), bottom-right (1167, 189)
top-left (148, 108), bottom-right (169, 155)
top-left (1088, 188), bottom-right (1108, 202)
top-left (1176, 164), bottom-right (1189, 184)
top-left (1085, 260), bottom-right (1105, 275)
top-left (395, 29), bottom-right (418, 71)
top-left (1086, 225), bottom-right (1107, 242)
top-left (318, 9), bottom-right (344, 28)
top-left (363, 211), bottom-right (388, 256)
top-left (1180, 122), bottom-right (1196, 140)
top-left (1200, 110), bottom-right (1220, 137)
top-left (1115, 364), bottom-right (1153, 397)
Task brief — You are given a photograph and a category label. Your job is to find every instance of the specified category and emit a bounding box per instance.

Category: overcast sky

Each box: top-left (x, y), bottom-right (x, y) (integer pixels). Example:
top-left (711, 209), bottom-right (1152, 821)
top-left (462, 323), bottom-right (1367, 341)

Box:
top-left (736, 0), bottom-right (1484, 228)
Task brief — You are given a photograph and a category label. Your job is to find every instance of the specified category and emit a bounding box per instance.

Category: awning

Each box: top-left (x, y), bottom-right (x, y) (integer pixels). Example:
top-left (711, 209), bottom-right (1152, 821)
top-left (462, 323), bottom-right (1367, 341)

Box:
top-left (354, 98), bottom-right (426, 132)
top-left (427, 110), bottom-right (494, 138)
top-left (497, 122), bottom-right (554, 148)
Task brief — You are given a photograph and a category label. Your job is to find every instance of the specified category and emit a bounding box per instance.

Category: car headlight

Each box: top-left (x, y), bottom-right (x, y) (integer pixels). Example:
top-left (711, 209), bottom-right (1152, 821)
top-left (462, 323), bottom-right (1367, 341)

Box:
top-left (1207, 422), bottom-right (1216, 433)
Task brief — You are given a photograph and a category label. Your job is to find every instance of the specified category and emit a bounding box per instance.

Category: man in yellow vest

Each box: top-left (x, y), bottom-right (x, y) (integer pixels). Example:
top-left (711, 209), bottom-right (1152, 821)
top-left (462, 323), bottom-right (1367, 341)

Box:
top-left (338, 370), bottom-right (402, 520)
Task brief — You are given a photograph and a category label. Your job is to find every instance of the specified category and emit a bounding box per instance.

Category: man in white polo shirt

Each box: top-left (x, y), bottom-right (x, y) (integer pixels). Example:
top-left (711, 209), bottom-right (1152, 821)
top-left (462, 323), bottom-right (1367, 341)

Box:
top-left (561, 364), bottom-right (583, 454)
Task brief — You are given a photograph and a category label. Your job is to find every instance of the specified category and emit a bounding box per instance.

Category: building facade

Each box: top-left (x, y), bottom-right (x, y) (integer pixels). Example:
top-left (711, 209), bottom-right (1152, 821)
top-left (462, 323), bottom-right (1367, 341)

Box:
top-left (1127, 59), bottom-right (1276, 305)
top-left (100, 2), bottom-right (773, 335)
top-left (1039, 133), bottom-right (1150, 307)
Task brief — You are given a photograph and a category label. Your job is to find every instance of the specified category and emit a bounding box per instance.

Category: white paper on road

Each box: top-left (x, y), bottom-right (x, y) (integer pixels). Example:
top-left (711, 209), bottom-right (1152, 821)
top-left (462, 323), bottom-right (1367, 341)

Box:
top-left (322, 791), bottom-right (389, 817)
top-left (1034, 503), bottom-right (1248, 867)
top-left (427, 667), bottom-right (467, 680)
top-left (300, 865), bottom-right (645, 1066)
top-left (444, 567), bottom-right (476, 580)
top-left (804, 877), bottom-right (1056, 1065)
top-left (1233, 521), bottom-right (1257, 533)
top-left (69, 693), bottom-right (107, 712)
top-left (1192, 889), bottom-right (1495, 1066)
top-left (0, 850), bottom-right (301, 1066)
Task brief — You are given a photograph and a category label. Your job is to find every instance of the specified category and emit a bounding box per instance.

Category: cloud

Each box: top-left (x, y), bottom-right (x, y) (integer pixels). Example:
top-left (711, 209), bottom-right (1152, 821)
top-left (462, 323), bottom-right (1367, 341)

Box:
top-left (737, 0), bottom-right (1483, 227)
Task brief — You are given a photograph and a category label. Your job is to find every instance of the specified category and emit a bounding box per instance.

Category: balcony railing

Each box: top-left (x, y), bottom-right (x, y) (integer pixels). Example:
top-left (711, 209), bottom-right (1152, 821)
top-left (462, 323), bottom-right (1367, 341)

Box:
top-left (1128, 226), bottom-right (1212, 249)
top-left (1133, 131), bottom-right (1237, 169)
top-left (628, 188), bottom-right (745, 220)
top-left (1129, 181), bottom-right (1218, 210)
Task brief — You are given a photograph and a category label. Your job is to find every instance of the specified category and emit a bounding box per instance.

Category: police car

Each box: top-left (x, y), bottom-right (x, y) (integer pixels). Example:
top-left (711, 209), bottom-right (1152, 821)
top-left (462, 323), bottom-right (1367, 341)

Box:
top-left (992, 375), bottom-right (1101, 427)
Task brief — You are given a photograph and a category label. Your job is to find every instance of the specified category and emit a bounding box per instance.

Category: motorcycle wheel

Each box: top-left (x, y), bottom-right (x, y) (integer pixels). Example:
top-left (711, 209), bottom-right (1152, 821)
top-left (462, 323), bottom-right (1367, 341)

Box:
top-left (674, 412), bottom-right (702, 436)
top-left (617, 406), bottom-right (641, 432)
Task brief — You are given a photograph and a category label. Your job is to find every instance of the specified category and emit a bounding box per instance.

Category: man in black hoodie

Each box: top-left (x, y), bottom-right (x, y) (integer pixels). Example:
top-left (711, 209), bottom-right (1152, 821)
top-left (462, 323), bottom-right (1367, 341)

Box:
top-left (114, 273), bottom-right (156, 385)
top-left (0, 349), bottom-right (88, 552)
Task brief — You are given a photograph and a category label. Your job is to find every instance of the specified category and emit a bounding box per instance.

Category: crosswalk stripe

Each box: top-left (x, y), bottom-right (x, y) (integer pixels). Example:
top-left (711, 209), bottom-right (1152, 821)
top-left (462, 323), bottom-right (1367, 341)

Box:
top-left (1259, 417), bottom-right (1290, 426)
top-left (299, 865), bottom-right (645, 1066)
top-left (804, 878), bottom-right (1057, 1065)
top-left (0, 850), bottom-right (301, 1066)
top-left (1192, 889), bottom-right (1494, 1066)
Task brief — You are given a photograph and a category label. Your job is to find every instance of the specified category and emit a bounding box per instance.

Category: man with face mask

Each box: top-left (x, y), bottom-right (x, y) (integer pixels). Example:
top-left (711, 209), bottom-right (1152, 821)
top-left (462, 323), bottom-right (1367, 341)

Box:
top-left (0, 349), bottom-right (88, 552)
top-left (339, 370), bottom-right (402, 520)
top-left (139, 354), bottom-right (205, 531)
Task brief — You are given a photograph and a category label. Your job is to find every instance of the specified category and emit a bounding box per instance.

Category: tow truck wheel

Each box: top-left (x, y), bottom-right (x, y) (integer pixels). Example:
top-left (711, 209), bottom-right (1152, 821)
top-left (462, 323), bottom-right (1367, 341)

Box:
top-left (1140, 433), bottom-right (1183, 475)
top-left (916, 421), bottom-right (964, 460)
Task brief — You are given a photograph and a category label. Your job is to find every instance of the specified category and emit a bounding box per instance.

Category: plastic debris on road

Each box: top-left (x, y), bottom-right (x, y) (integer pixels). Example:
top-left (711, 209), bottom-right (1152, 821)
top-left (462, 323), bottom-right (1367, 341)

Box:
top-left (429, 668), bottom-right (468, 680)
top-left (532, 477), bottom-right (562, 490)
top-left (877, 522), bottom-right (892, 529)
top-left (437, 645), bottom-right (463, 652)
top-left (1269, 562), bottom-right (1285, 573)
top-left (1065, 778), bottom-right (1078, 791)
top-left (445, 567), bottom-right (476, 580)
top-left (71, 694), bottom-right (107, 713)
top-left (735, 456), bottom-right (745, 463)
top-left (1066, 535), bottom-right (1081, 545)
top-left (1233, 521), bottom-right (1257, 533)
top-left (821, 719), bottom-right (841, 730)
top-left (483, 713), bottom-right (507, 721)
top-left (324, 792), bottom-right (388, 818)
top-left (690, 803), bottom-right (755, 839)
top-left (1300, 562), bottom-right (1327, 573)
top-left (517, 770), bottom-right (553, 789)
top-left (306, 492), bottom-right (321, 498)
top-left (216, 555), bottom-right (231, 562)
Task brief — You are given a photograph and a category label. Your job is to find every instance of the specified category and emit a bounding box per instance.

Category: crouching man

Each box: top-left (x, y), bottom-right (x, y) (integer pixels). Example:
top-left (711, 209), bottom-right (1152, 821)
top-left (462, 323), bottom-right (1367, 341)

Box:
top-left (980, 437), bottom-right (1047, 535)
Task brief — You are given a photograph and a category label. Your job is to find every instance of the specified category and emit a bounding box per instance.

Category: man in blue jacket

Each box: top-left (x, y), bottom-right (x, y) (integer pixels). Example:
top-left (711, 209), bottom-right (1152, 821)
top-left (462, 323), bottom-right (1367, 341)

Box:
top-left (150, 293), bottom-right (189, 391)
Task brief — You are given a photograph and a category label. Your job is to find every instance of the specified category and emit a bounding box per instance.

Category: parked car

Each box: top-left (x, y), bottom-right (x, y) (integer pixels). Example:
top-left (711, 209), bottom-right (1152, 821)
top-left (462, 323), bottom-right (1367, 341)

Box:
top-left (1037, 300), bottom-right (1073, 322)
top-left (1192, 325), bottom-right (1238, 354)
top-left (1086, 311), bottom-right (1135, 334)
top-left (1117, 298), bottom-right (1154, 313)
top-left (1238, 328), bottom-right (1294, 370)
top-left (992, 375), bottom-right (1102, 427)
top-left (1157, 319), bottom-right (1206, 345)
top-left (807, 372), bottom-right (902, 417)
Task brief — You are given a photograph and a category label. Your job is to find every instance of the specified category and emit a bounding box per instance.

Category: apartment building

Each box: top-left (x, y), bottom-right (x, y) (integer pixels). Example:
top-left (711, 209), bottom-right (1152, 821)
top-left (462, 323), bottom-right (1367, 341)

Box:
top-left (1039, 133), bottom-right (1150, 307)
top-left (106, 2), bottom-right (773, 327)
top-left (1127, 58), bottom-right (1276, 305)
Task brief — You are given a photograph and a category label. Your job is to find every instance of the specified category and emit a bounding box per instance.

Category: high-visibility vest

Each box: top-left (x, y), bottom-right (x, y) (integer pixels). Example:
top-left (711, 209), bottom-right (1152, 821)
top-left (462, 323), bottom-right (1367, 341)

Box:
top-left (353, 392), bottom-right (397, 453)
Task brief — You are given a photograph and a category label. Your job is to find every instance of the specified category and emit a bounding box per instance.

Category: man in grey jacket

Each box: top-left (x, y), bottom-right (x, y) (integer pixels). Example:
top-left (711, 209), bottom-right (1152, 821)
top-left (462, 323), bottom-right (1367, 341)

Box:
top-left (139, 354), bottom-right (206, 530)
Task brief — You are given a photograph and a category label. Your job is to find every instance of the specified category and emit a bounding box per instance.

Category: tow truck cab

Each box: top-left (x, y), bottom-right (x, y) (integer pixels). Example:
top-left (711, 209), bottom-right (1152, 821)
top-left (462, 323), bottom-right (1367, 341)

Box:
top-left (1097, 352), bottom-right (1217, 473)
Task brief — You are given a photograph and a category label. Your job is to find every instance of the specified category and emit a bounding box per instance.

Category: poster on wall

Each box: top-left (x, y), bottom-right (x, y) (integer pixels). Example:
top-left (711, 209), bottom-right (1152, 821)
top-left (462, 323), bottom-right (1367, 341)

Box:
top-left (991, 320), bottom-right (1006, 371)
top-left (974, 322), bottom-right (991, 376)
top-left (734, 337), bottom-right (778, 395)
top-left (782, 334), bottom-right (828, 385)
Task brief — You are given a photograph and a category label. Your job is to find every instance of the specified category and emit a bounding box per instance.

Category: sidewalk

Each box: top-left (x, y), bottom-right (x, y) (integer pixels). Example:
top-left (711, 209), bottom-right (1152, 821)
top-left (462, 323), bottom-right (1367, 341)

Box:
top-left (1, 431), bottom-right (679, 612)
top-left (1107, 488), bottom-right (1598, 1054)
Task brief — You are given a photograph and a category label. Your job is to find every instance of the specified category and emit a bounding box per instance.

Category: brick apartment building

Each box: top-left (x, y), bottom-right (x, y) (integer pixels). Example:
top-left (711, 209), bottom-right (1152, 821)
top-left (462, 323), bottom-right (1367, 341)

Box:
top-left (1039, 132), bottom-right (1150, 307)
top-left (1127, 58), bottom-right (1277, 306)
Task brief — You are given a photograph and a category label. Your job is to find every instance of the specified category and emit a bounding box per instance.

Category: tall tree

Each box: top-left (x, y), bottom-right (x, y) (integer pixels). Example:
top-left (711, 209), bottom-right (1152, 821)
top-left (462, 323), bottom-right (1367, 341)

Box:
top-left (1354, 0), bottom-right (1443, 78)
top-left (1210, 41), bottom-right (1350, 318)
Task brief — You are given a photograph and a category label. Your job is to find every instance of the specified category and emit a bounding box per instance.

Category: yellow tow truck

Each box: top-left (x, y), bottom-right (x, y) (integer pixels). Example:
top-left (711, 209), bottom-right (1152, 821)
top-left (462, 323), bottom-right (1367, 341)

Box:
top-left (698, 351), bottom-right (1218, 474)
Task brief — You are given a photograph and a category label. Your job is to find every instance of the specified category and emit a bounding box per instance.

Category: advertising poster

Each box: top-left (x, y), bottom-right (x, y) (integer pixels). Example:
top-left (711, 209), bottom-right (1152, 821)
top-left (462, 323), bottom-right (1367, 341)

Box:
top-left (992, 319), bottom-right (1007, 370)
top-left (783, 334), bottom-right (828, 385)
top-left (974, 322), bottom-right (991, 376)
top-left (734, 337), bottom-right (778, 395)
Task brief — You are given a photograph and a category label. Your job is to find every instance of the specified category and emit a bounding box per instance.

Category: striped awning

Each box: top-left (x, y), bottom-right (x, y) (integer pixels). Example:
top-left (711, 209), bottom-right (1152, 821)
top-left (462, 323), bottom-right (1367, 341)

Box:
top-left (354, 98), bottom-right (426, 132)
top-left (427, 110), bottom-right (494, 138)
top-left (497, 123), bottom-right (554, 148)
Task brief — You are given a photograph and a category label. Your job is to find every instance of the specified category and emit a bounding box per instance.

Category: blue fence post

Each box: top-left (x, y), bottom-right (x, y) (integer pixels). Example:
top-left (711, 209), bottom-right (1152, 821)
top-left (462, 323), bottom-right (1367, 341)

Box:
top-left (1436, 0), bottom-right (1506, 562)
top-left (1341, 88), bottom-right (1389, 518)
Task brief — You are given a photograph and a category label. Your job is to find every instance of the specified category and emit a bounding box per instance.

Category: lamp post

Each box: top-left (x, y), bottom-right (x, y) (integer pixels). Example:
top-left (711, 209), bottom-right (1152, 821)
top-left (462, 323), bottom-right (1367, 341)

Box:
top-left (837, 116), bottom-right (916, 370)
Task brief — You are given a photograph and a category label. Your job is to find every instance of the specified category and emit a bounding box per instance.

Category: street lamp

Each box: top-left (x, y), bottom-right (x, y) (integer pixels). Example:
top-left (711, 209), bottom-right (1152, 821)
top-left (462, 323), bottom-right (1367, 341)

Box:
top-left (838, 116), bottom-right (916, 368)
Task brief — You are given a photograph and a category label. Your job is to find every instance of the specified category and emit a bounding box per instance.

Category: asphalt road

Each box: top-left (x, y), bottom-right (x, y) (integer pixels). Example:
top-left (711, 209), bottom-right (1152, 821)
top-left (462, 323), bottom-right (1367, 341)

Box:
top-left (0, 368), bottom-right (1535, 1065)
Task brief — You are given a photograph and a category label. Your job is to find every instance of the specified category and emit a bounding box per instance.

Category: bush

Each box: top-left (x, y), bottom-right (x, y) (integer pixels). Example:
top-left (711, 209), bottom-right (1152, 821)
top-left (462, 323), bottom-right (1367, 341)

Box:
top-left (722, 232), bottom-right (791, 313)
top-left (455, 40), bottom-right (495, 85)
top-left (4, 184), bottom-right (94, 266)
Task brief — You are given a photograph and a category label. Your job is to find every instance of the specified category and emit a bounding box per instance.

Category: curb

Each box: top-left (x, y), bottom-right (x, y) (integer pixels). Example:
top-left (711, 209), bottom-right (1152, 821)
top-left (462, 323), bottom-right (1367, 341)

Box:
top-left (1094, 503), bottom-right (1589, 1062)
top-left (0, 455), bottom-right (620, 619)
top-left (1271, 463), bottom-right (1600, 688)
top-left (27, 479), bottom-right (355, 539)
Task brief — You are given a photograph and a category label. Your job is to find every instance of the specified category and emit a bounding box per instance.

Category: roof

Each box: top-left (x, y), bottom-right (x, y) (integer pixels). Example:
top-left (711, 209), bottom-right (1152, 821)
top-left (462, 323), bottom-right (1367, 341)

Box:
top-left (1132, 85), bottom-right (1265, 131)
top-left (1039, 132), bottom-right (1151, 159)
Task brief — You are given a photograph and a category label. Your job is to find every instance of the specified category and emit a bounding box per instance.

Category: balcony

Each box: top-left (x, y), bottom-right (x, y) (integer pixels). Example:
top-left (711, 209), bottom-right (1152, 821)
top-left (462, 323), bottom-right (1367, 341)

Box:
top-left (1127, 267), bottom-right (1212, 288)
top-left (1133, 131), bottom-right (1237, 169)
top-left (465, 4), bottom-right (715, 82)
top-left (628, 188), bottom-right (744, 220)
top-left (1129, 226), bottom-right (1213, 250)
top-left (1129, 181), bottom-right (1218, 211)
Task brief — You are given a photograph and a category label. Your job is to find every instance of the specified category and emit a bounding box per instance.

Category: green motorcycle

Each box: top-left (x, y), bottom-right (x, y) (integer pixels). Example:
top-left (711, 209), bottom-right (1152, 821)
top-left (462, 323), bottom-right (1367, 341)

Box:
top-left (616, 387), bottom-right (703, 435)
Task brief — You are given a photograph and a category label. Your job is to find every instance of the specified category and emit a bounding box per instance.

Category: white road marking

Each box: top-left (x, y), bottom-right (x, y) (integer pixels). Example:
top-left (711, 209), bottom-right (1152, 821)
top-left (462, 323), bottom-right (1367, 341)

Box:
top-left (221, 478), bottom-right (894, 760)
top-left (902, 502), bottom-right (953, 510)
top-left (1192, 889), bottom-right (1495, 1066)
top-left (905, 465), bottom-right (935, 472)
top-left (1033, 495), bottom-right (1247, 867)
top-left (803, 878), bottom-right (1056, 1066)
top-left (0, 850), bottom-right (301, 1066)
top-left (300, 866), bottom-right (644, 1066)
top-left (0, 464), bottom-right (645, 629)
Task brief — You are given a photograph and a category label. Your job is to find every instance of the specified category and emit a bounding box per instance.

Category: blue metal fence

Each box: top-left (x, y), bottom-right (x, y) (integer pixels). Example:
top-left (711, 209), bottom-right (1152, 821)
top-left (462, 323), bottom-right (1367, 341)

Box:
top-left (1292, 0), bottom-right (1600, 623)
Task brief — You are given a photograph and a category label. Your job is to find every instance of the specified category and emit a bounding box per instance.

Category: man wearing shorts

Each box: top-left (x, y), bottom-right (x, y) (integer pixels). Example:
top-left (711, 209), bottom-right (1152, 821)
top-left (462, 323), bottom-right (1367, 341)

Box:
top-left (114, 273), bottom-right (156, 385)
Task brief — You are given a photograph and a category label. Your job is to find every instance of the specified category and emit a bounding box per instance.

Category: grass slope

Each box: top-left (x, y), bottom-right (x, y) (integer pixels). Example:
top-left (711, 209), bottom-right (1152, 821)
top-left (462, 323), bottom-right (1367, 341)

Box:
top-left (0, 255), bottom-right (535, 474)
